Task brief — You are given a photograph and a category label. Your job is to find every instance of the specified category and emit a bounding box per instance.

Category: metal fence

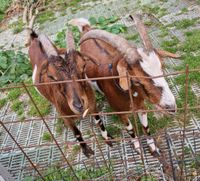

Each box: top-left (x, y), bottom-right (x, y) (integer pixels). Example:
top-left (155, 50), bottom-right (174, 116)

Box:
top-left (0, 66), bottom-right (200, 181)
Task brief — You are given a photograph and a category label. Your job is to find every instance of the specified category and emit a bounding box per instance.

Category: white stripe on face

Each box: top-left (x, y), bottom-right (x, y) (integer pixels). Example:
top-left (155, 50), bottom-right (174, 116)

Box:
top-left (32, 65), bottom-right (37, 83)
top-left (137, 48), bottom-right (176, 107)
top-left (32, 65), bottom-right (43, 97)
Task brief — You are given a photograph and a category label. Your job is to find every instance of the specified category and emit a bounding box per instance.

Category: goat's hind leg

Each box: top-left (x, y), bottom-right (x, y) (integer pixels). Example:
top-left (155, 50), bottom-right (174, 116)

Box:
top-left (138, 112), bottom-right (160, 157)
top-left (119, 115), bottom-right (141, 154)
top-left (65, 120), bottom-right (94, 158)
top-left (94, 115), bottom-right (114, 147)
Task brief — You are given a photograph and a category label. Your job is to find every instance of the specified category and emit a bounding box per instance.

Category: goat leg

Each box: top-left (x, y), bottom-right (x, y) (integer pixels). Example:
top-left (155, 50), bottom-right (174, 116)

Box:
top-left (94, 115), bottom-right (114, 147)
top-left (138, 112), bottom-right (161, 157)
top-left (68, 122), bottom-right (94, 158)
top-left (119, 115), bottom-right (141, 154)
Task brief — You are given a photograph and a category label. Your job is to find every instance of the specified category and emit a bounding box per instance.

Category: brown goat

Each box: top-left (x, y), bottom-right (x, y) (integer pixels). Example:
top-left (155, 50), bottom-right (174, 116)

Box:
top-left (69, 16), bottom-right (180, 155)
top-left (28, 29), bottom-right (108, 157)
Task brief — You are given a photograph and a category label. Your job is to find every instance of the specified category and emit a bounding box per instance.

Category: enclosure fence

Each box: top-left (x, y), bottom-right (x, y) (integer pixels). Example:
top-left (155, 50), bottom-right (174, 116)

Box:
top-left (0, 65), bottom-right (200, 181)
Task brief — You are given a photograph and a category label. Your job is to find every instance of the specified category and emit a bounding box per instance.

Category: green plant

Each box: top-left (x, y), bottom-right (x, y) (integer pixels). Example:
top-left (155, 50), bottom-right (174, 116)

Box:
top-left (7, 88), bottom-right (22, 100)
top-left (0, 98), bottom-right (7, 109)
top-left (0, 0), bottom-right (11, 22)
top-left (36, 165), bottom-right (109, 181)
top-left (168, 18), bottom-right (197, 29)
top-left (55, 118), bottom-right (64, 135)
top-left (0, 50), bottom-right (32, 87)
top-left (11, 100), bottom-right (23, 113)
top-left (89, 16), bottom-right (127, 34)
top-left (160, 37), bottom-right (179, 53)
top-left (106, 125), bottom-right (121, 137)
top-left (9, 19), bottom-right (24, 34)
top-left (140, 175), bottom-right (157, 181)
top-left (36, 11), bottom-right (56, 24)
top-left (28, 86), bottom-right (51, 116)
top-left (42, 131), bottom-right (52, 142)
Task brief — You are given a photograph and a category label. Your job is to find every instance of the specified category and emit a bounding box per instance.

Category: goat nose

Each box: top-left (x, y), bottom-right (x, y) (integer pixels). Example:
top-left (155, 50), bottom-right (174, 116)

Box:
top-left (73, 101), bottom-right (83, 112)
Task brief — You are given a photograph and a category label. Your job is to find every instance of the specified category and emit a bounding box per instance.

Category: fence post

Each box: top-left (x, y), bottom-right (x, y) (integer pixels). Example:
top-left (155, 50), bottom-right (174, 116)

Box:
top-left (180, 65), bottom-right (189, 179)
top-left (22, 83), bottom-right (79, 181)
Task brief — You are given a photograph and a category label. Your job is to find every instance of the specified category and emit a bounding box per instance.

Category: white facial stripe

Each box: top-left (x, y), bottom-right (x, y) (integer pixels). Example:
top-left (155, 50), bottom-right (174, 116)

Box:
top-left (32, 65), bottom-right (43, 97)
top-left (137, 48), bottom-right (176, 107)
top-left (138, 112), bottom-right (148, 128)
top-left (32, 65), bottom-right (37, 83)
top-left (126, 119), bottom-right (133, 131)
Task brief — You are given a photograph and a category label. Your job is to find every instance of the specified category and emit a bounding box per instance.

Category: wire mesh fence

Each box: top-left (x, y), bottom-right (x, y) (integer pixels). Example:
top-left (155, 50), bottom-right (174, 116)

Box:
top-left (0, 67), bottom-right (200, 181)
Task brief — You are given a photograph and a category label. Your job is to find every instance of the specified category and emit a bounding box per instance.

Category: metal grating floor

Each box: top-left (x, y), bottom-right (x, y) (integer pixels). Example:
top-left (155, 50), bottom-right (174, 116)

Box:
top-left (1, 0), bottom-right (200, 180)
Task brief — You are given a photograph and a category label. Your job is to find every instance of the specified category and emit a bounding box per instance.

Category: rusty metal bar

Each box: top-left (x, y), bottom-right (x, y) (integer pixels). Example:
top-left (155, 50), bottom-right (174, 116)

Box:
top-left (88, 116), bottom-right (113, 179)
top-left (126, 71), bottom-right (146, 173)
top-left (1, 68), bottom-right (200, 91)
top-left (180, 65), bottom-right (189, 179)
top-left (0, 120), bottom-right (45, 180)
top-left (2, 104), bottom-right (200, 125)
top-left (22, 83), bottom-right (79, 181)
top-left (165, 131), bottom-right (176, 181)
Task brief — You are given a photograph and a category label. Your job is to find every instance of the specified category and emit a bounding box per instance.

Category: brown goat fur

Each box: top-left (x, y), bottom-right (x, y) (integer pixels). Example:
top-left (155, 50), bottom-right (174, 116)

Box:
top-left (28, 31), bottom-right (100, 157)
top-left (68, 17), bottom-right (179, 155)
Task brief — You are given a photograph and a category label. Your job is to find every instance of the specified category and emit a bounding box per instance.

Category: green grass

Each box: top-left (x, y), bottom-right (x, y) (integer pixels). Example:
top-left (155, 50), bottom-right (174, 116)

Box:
top-left (11, 100), bottom-right (23, 113)
top-left (7, 88), bottom-right (22, 101)
top-left (168, 18), bottom-right (197, 29)
top-left (9, 19), bottom-right (24, 34)
top-left (160, 37), bottom-right (179, 53)
top-left (28, 86), bottom-right (51, 117)
top-left (42, 132), bottom-right (52, 142)
top-left (106, 125), bottom-right (121, 137)
top-left (0, 98), bottom-right (7, 109)
top-left (34, 165), bottom-right (109, 181)
top-left (141, 5), bottom-right (167, 18)
top-left (36, 11), bottom-right (56, 24)
top-left (55, 118), bottom-right (64, 135)
top-left (0, 0), bottom-right (11, 23)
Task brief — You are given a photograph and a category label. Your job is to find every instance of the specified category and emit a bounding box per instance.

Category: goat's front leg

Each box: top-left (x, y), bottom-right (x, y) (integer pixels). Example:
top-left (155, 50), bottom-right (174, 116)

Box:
top-left (138, 112), bottom-right (160, 156)
top-left (65, 120), bottom-right (94, 158)
top-left (93, 115), bottom-right (114, 147)
top-left (119, 115), bottom-right (141, 154)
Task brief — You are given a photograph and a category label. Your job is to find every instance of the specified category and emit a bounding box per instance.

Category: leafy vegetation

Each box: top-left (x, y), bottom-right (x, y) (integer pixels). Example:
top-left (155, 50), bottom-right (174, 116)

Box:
top-left (9, 19), bottom-right (24, 34)
top-left (168, 18), bottom-right (198, 29)
top-left (36, 11), bottom-right (56, 24)
top-left (55, 118), bottom-right (64, 135)
top-left (34, 165), bottom-right (108, 181)
top-left (0, 0), bottom-right (11, 23)
top-left (0, 98), bottom-right (6, 109)
top-left (140, 5), bottom-right (167, 18)
top-left (42, 131), bottom-right (52, 142)
top-left (0, 50), bottom-right (32, 87)
top-left (28, 86), bottom-right (51, 117)
top-left (7, 88), bottom-right (21, 100)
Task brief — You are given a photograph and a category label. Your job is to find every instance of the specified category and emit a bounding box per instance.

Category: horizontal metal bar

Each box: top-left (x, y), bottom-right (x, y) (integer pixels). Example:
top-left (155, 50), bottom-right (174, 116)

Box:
top-left (0, 68), bottom-right (200, 91)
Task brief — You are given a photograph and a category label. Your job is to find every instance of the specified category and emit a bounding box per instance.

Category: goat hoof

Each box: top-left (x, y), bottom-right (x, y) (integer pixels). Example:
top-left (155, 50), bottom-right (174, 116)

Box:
top-left (105, 135), bottom-right (114, 147)
top-left (150, 147), bottom-right (161, 157)
top-left (105, 139), bottom-right (113, 147)
top-left (82, 145), bottom-right (94, 158)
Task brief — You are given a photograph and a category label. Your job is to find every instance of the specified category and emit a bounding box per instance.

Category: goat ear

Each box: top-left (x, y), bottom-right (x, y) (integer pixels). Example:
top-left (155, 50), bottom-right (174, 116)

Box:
top-left (155, 49), bottom-right (181, 59)
top-left (117, 60), bottom-right (129, 91)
